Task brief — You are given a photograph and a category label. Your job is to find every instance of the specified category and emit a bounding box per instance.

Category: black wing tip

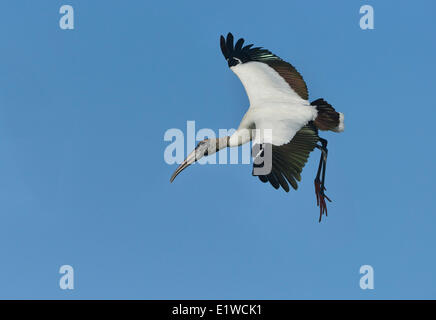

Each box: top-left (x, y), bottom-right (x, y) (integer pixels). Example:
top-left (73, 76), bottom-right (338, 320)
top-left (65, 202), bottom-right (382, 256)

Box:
top-left (220, 32), bottom-right (251, 60)
top-left (220, 33), bottom-right (234, 59)
top-left (220, 32), bottom-right (234, 41)
top-left (256, 174), bottom-right (292, 192)
top-left (220, 35), bottom-right (228, 59)
top-left (219, 32), bottom-right (277, 63)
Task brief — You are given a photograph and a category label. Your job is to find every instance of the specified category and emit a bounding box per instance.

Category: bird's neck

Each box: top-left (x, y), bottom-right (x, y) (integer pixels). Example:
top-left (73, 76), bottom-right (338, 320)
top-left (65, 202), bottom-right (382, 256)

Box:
top-left (215, 136), bottom-right (230, 151)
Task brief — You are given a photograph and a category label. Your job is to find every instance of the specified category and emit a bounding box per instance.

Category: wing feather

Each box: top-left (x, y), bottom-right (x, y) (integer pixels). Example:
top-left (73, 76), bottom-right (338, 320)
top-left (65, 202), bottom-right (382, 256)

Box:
top-left (220, 33), bottom-right (309, 103)
top-left (253, 123), bottom-right (319, 192)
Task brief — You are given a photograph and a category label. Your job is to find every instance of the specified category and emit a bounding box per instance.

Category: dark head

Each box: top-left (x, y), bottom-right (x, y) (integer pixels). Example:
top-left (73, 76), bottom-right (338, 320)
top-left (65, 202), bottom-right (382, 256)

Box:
top-left (170, 139), bottom-right (217, 183)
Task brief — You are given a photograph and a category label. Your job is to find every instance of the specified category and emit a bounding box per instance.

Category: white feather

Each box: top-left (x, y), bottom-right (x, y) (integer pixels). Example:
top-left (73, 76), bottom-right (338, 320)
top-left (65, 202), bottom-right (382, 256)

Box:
top-left (332, 112), bottom-right (345, 132)
top-left (231, 61), bottom-right (306, 105)
top-left (240, 105), bottom-right (316, 146)
top-left (228, 61), bottom-right (317, 146)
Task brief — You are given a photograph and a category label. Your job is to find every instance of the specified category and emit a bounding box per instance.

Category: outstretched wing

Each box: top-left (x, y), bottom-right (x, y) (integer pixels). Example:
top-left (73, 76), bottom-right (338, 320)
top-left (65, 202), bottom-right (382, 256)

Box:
top-left (253, 123), bottom-right (319, 192)
top-left (220, 33), bottom-right (309, 105)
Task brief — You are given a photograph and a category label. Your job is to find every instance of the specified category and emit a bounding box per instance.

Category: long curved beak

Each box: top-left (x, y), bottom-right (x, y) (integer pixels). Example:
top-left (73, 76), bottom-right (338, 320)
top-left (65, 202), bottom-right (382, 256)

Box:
top-left (170, 149), bottom-right (197, 183)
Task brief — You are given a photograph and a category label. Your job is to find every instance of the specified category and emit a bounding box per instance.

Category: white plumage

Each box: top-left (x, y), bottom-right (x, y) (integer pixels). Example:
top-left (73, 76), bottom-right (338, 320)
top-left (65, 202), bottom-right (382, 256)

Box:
top-left (231, 61), bottom-right (307, 105)
top-left (171, 33), bottom-right (344, 222)
top-left (229, 61), bottom-right (318, 146)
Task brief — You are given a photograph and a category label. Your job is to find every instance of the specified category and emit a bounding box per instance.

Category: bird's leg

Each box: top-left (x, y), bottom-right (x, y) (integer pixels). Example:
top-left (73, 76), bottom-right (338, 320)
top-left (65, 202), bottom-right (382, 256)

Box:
top-left (314, 138), bottom-right (331, 222)
top-left (314, 149), bottom-right (326, 220)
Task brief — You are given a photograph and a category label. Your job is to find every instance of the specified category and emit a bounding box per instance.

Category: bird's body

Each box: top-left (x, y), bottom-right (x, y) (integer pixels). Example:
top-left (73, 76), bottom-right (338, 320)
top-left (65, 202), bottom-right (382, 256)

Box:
top-left (229, 102), bottom-right (317, 147)
top-left (171, 33), bottom-right (344, 222)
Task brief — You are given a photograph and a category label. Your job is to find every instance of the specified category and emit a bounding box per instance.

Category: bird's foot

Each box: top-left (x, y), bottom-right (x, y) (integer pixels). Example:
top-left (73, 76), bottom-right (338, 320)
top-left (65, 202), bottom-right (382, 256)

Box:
top-left (314, 178), bottom-right (332, 222)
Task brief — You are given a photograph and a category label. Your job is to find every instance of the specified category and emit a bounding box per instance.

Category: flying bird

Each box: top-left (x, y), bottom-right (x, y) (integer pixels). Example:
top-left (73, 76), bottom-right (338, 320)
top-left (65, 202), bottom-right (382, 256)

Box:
top-left (170, 33), bottom-right (344, 222)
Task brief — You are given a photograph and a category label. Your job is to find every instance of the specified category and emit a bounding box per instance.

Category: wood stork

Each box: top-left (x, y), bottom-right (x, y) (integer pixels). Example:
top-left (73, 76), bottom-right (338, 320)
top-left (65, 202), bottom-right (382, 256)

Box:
top-left (170, 33), bottom-right (344, 222)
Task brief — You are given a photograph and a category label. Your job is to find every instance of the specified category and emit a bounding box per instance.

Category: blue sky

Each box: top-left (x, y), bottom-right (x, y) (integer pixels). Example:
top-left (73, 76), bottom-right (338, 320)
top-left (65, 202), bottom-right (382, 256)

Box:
top-left (0, 0), bottom-right (435, 299)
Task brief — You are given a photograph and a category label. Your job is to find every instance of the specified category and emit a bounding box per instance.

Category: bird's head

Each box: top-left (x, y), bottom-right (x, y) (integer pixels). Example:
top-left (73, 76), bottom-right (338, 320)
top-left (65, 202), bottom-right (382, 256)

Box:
top-left (170, 139), bottom-right (218, 183)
